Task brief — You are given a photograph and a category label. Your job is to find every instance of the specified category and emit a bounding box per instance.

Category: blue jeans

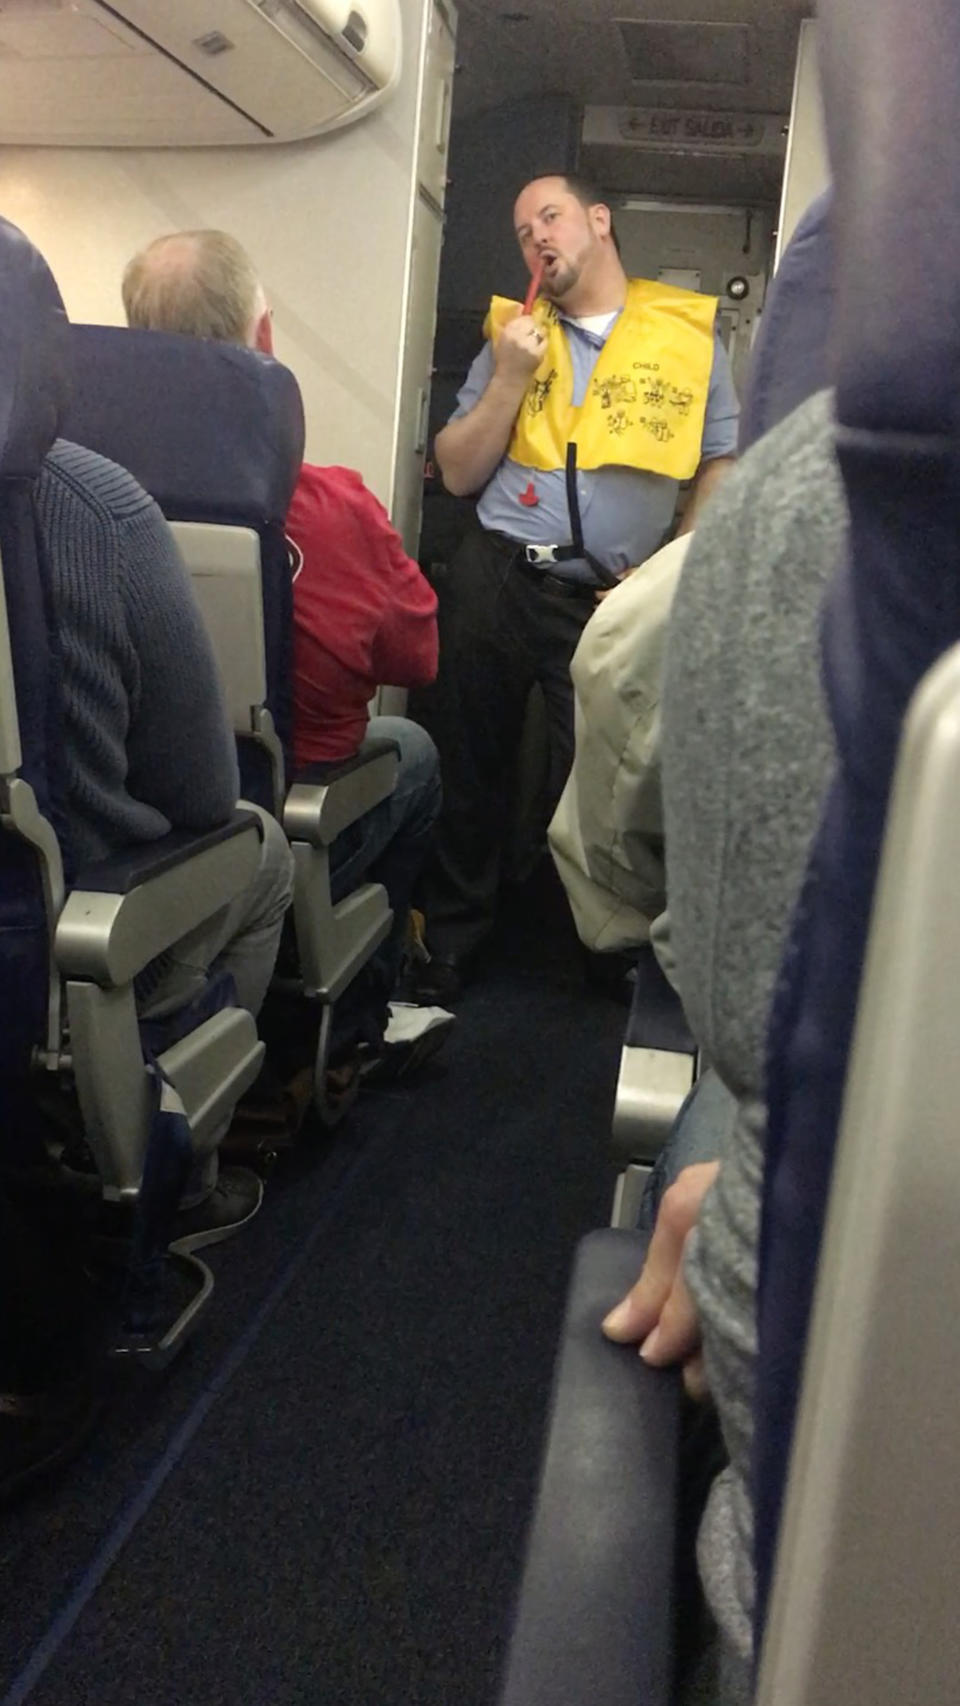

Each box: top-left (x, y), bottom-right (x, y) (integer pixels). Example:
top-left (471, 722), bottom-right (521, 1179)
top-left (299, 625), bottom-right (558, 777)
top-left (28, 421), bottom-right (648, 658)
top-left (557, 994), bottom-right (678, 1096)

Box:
top-left (636, 1068), bottom-right (737, 1234)
top-left (328, 715), bottom-right (441, 1001)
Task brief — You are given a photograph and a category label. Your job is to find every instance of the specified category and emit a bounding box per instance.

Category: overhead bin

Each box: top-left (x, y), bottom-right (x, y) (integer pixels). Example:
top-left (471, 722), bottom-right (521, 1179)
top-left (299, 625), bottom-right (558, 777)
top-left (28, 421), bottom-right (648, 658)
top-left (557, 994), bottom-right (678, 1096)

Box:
top-left (0, 0), bottom-right (402, 146)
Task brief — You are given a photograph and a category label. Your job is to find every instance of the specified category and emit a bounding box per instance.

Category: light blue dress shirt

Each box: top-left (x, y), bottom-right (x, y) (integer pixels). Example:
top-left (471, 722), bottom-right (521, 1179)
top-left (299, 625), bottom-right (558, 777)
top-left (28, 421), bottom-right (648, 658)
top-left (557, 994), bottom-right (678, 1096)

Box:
top-left (451, 308), bottom-right (740, 583)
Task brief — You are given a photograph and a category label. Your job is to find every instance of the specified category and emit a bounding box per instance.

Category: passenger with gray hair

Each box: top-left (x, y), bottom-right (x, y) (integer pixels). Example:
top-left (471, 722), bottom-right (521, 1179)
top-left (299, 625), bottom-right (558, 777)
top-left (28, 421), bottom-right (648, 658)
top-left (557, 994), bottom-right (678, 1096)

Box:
top-left (122, 229), bottom-right (454, 1074)
top-left (123, 228), bottom-right (272, 348)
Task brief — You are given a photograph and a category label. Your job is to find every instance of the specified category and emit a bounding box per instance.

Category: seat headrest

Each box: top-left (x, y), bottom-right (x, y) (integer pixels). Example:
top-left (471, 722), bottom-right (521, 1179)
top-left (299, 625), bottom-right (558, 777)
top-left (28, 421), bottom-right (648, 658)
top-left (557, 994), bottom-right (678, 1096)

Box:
top-left (821, 0), bottom-right (960, 436)
top-left (0, 217), bottom-right (71, 481)
top-left (739, 190), bottom-right (834, 454)
top-left (63, 325), bottom-right (306, 526)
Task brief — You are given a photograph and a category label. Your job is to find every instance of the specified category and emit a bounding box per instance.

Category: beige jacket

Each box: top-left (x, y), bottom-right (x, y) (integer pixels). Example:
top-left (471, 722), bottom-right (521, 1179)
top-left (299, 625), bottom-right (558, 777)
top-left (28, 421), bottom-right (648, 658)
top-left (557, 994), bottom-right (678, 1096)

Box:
top-left (548, 534), bottom-right (692, 953)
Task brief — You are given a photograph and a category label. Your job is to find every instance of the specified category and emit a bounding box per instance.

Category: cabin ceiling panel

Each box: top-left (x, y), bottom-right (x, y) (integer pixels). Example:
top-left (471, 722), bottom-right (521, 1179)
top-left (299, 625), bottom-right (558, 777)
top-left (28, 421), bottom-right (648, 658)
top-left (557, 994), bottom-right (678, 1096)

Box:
top-left (453, 0), bottom-right (811, 120)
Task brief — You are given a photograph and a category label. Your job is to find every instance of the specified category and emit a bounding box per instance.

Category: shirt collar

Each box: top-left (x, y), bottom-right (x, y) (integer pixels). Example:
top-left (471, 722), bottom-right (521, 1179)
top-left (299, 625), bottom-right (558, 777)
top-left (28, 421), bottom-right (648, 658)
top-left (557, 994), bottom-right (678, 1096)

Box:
top-left (556, 306), bottom-right (624, 346)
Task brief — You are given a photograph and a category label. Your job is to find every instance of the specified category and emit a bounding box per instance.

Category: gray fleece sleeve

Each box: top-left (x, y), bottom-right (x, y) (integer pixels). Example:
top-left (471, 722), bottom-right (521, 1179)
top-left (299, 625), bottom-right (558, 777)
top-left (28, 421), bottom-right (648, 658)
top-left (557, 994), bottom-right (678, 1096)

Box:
top-left (119, 497), bottom-right (240, 830)
top-left (661, 391), bottom-right (847, 1696)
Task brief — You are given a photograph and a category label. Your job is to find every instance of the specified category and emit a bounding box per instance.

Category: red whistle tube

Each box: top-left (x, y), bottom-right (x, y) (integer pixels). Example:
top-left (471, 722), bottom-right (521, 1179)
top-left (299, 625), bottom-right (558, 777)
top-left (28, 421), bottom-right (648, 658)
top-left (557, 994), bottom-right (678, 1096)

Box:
top-left (523, 261), bottom-right (544, 315)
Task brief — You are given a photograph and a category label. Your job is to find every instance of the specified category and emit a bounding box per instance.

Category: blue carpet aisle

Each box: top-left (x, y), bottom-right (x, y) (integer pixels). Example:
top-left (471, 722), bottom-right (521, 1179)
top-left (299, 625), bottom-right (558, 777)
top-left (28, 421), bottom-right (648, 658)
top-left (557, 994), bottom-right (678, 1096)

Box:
top-left (1, 869), bottom-right (624, 1706)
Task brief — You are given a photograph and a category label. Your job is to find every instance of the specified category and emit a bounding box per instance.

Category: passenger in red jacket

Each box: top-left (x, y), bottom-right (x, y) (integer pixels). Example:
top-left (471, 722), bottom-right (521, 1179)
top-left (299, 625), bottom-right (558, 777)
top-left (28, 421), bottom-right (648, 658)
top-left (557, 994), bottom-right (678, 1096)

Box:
top-left (122, 229), bottom-right (452, 1069)
top-left (287, 463), bottom-right (437, 766)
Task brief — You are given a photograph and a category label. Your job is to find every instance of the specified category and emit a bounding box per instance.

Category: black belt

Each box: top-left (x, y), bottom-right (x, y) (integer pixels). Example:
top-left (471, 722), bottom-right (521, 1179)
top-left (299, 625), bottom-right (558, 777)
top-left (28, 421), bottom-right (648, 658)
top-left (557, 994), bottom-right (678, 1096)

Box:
top-left (514, 558), bottom-right (598, 600)
top-left (485, 532), bottom-right (597, 599)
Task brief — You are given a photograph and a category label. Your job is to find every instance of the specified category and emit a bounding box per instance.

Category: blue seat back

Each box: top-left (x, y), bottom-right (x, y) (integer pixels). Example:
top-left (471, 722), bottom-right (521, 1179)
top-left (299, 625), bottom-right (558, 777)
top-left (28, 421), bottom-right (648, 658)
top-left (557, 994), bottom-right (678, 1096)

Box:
top-left (754, 0), bottom-right (960, 1647)
top-left (739, 189), bottom-right (834, 455)
top-left (0, 219), bottom-right (72, 1089)
top-left (61, 325), bottom-right (305, 804)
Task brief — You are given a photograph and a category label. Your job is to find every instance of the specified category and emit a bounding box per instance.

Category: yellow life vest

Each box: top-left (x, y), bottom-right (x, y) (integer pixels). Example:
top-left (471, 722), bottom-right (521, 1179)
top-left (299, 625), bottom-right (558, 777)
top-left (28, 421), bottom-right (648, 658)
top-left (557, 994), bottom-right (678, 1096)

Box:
top-left (483, 278), bottom-right (718, 481)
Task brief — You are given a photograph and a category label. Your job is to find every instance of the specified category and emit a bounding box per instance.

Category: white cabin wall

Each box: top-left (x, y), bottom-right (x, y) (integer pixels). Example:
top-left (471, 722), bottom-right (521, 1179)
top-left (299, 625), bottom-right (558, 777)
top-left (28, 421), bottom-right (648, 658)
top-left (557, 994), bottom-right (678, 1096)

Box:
top-left (0, 0), bottom-right (432, 503)
top-left (776, 18), bottom-right (829, 267)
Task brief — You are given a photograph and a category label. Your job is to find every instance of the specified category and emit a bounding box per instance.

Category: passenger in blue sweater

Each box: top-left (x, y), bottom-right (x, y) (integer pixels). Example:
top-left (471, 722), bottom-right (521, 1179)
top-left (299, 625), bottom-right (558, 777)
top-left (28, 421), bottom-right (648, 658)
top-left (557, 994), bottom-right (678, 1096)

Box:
top-left (36, 437), bottom-right (293, 1012)
top-left (35, 438), bottom-right (294, 1236)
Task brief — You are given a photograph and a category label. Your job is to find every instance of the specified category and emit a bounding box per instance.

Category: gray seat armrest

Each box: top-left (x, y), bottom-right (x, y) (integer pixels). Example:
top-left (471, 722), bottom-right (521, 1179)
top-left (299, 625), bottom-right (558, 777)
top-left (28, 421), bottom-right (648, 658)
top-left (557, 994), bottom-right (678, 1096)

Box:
top-left (610, 949), bottom-right (699, 1190)
top-left (284, 742), bottom-right (400, 847)
top-left (500, 1228), bottom-right (681, 1706)
top-left (55, 811), bottom-right (264, 986)
top-left (70, 810), bottom-right (263, 893)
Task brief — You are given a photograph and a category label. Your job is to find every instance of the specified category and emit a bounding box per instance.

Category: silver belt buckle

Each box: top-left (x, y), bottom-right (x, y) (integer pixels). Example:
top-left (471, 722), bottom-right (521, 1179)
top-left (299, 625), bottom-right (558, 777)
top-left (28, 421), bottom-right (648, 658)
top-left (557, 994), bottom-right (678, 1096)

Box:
top-left (524, 544), bottom-right (559, 566)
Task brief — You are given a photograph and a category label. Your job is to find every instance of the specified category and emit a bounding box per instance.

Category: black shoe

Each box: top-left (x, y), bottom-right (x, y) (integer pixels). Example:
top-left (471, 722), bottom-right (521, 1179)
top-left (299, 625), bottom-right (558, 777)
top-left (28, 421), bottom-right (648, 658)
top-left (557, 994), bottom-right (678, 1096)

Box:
top-left (168, 1165), bottom-right (264, 1255)
top-left (0, 1377), bottom-right (103, 1504)
top-left (405, 951), bottom-right (463, 1006)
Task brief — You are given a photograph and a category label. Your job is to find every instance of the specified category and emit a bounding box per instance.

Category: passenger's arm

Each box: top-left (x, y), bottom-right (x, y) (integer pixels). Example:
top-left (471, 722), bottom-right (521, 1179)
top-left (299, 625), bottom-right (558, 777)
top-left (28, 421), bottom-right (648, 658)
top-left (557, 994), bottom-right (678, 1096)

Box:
top-left (121, 499), bottom-right (240, 828)
top-left (435, 313), bottom-right (545, 497)
top-left (677, 454), bottom-right (736, 535)
top-left (676, 330), bottom-right (740, 535)
top-left (603, 1161), bottom-right (720, 1400)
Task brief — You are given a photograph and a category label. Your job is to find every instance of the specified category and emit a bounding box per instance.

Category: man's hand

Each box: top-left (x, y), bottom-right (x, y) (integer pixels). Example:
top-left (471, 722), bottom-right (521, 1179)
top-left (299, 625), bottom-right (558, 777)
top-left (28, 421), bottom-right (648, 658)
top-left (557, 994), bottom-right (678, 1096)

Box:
top-left (602, 1161), bottom-right (720, 1400)
top-left (494, 309), bottom-right (548, 384)
top-left (593, 564), bottom-right (638, 603)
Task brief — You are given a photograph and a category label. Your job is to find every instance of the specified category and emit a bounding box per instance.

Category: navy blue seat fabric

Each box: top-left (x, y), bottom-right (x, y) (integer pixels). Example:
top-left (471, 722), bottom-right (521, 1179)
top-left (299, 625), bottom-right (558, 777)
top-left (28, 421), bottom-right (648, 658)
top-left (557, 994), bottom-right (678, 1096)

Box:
top-left (0, 219), bottom-right (72, 1094)
top-left (739, 189), bottom-right (833, 456)
top-left (62, 325), bottom-right (305, 800)
top-left (754, 0), bottom-right (960, 1647)
top-left (625, 945), bottom-right (694, 1055)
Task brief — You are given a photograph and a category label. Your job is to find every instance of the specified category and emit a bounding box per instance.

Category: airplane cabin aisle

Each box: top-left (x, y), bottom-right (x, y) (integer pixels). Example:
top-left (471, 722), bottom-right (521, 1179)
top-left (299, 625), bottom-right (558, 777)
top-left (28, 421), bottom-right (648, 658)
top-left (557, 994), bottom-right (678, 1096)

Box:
top-left (0, 864), bottom-right (623, 1706)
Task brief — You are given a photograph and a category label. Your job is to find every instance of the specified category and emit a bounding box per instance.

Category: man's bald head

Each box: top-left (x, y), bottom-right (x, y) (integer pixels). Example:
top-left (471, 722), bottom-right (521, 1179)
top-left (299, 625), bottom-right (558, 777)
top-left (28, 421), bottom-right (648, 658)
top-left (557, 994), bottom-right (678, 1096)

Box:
top-left (122, 229), bottom-right (269, 349)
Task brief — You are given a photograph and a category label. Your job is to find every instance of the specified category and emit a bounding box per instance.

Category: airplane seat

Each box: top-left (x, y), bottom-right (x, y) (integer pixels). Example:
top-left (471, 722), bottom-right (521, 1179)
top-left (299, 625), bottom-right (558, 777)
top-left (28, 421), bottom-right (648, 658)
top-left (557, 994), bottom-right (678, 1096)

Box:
top-left (62, 325), bottom-right (400, 1122)
top-left (607, 195), bottom-right (836, 1228)
top-left (501, 196), bottom-right (844, 1696)
top-left (737, 188), bottom-right (833, 455)
top-left (0, 220), bottom-right (267, 1363)
top-left (753, 0), bottom-right (960, 1691)
top-left (499, 1228), bottom-right (680, 1706)
top-left (63, 325), bottom-right (304, 815)
top-left (0, 222), bottom-right (73, 1101)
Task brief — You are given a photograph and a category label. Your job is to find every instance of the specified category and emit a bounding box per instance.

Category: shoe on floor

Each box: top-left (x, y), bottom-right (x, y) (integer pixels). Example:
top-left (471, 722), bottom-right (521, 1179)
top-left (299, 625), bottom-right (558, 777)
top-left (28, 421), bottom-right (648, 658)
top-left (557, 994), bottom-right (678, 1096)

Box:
top-left (403, 951), bottom-right (463, 1006)
top-left (221, 1064), bottom-right (315, 1168)
top-left (168, 1164), bottom-right (264, 1255)
top-left (360, 1002), bottom-right (455, 1084)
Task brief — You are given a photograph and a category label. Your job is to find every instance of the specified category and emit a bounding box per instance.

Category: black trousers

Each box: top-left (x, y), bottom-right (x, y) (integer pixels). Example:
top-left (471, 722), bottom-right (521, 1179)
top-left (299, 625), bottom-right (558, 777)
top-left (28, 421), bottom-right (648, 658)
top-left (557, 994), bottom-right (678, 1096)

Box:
top-left (415, 528), bottom-right (595, 960)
